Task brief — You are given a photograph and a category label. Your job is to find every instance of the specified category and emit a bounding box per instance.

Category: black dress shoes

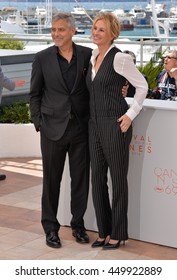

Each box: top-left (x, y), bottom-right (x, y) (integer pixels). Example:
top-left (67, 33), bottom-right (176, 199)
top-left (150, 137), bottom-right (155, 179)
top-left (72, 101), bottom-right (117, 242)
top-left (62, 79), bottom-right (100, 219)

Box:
top-left (0, 174), bottom-right (6, 181)
top-left (103, 240), bottom-right (125, 250)
top-left (91, 239), bottom-right (105, 248)
top-left (46, 231), bottom-right (61, 248)
top-left (72, 229), bottom-right (89, 244)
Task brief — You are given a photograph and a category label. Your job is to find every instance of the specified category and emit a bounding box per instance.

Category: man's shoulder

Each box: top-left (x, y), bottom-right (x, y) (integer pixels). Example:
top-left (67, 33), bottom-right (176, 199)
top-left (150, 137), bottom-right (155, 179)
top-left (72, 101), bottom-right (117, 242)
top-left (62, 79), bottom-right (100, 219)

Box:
top-left (158, 70), bottom-right (166, 79)
top-left (75, 43), bottom-right (92, 54)
top-left (157, 71), bottom-right (170, 84)
top-left (36, 45), bottom-right (55, 57)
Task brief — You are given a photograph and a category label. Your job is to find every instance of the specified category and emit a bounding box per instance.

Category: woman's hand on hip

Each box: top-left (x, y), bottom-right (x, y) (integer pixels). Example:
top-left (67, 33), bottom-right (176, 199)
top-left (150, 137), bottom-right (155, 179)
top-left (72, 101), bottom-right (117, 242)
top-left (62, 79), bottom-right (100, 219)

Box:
top-left (117, 114), bottom-right (132, 133)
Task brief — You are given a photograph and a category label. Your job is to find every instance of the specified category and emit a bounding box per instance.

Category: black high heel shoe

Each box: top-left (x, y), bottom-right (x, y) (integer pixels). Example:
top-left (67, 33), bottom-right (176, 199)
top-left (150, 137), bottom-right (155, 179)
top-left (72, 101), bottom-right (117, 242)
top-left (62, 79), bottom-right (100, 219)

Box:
top-left (91, 239), bottom-right (105, 248)
top-left (102, 240), bottom-right (125, 250)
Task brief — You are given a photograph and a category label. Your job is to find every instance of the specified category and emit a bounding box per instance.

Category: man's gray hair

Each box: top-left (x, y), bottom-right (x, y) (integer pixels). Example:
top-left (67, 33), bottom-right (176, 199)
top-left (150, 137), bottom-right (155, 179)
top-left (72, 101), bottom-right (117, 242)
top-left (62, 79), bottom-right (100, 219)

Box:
top-left (123, 50), bottom-right (136, 64)
top-left (168, 49), bottom-right (177, 58)
top-left (52, 12), bottom-right (76, 28)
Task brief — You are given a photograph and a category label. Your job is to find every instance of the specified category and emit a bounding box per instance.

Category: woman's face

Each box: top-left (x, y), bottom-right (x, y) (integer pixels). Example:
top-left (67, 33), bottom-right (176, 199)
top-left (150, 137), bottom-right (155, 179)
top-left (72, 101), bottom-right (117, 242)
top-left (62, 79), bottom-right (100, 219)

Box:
top-left (92, 19), bottom-right (114, 47)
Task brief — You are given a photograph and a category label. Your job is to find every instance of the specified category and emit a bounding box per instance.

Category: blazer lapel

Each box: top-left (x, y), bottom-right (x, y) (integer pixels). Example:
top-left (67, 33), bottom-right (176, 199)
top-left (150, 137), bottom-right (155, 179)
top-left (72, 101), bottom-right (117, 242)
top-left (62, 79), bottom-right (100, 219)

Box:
top-left (70, 44), bottom-right (85, 94)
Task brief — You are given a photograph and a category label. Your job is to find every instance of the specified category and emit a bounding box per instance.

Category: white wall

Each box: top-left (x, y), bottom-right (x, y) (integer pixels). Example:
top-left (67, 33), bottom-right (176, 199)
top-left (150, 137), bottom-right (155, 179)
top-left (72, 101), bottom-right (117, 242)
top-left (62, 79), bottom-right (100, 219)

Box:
top-left (0, 123), bottom-right (41, 157)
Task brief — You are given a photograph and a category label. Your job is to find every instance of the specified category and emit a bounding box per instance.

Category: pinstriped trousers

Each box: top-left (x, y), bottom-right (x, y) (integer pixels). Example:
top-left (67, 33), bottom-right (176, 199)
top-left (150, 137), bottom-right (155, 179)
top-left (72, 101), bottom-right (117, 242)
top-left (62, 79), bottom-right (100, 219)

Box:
top-left (89, 116), bottom-right (132, 240)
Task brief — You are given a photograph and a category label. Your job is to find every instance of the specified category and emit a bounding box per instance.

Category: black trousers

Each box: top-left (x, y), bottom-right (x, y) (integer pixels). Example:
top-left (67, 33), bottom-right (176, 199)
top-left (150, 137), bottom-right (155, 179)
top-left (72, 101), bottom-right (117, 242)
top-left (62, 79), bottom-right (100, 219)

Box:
top-left (41, 119), bottom-right (90, 234)
top-left (89, 117), bottom-right (132, 240)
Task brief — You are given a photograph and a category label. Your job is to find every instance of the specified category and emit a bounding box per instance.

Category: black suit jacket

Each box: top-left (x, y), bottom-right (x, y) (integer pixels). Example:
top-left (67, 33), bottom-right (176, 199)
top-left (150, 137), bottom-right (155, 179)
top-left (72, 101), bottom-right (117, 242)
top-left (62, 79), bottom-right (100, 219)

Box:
top-left (30, 43), bottom-right (92, 140)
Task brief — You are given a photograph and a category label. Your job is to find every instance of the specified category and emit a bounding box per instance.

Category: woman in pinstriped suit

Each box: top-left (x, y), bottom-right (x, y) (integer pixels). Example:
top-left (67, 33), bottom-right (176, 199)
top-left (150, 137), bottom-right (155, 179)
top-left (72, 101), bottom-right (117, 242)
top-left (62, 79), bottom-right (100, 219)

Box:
top-left (86, 12), bottom-right (148, 250)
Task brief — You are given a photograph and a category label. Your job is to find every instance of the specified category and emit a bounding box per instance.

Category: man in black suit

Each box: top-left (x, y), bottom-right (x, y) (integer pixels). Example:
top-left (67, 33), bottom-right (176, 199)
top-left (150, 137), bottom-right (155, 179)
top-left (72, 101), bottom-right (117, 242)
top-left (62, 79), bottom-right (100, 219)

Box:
top-left (29, 12), bottom-right (92, 248)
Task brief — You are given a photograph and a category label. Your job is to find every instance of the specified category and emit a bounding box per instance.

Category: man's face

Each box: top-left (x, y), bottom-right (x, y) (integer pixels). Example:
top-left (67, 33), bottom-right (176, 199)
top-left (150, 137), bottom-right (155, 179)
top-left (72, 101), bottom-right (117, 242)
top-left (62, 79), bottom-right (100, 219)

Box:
top-left (163, 52), bottom-right (177, 72)
top-left (51, 19), bottom-right (76, 47)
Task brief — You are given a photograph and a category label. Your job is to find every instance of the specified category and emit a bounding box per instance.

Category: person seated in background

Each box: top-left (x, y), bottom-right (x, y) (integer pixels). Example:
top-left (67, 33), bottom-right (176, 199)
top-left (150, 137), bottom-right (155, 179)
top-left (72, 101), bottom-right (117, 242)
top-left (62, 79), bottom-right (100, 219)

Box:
top-left (0, 66), bottom-right (26, 181)
top-left (149, 49), bottom-right (177, 100)
top-left (122, 50), bottom-right (148, 98)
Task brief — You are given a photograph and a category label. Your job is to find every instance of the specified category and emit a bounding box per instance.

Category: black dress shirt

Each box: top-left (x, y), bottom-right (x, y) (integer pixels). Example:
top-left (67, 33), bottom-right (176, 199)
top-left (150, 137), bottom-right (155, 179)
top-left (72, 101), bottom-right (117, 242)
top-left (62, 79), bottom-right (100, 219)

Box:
top-left (56, 44), bottom-right (77, 93)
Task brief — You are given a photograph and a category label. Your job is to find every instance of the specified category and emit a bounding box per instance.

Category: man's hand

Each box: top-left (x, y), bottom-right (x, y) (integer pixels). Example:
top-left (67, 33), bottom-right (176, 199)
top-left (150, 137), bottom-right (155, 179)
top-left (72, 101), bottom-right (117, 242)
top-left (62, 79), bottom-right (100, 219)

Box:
top-left (169, 68), bottom-right (177, 79)
top-left (14, 80), bottom-right (26, 87)
top-left (122, 82), bottom-right (129, 97)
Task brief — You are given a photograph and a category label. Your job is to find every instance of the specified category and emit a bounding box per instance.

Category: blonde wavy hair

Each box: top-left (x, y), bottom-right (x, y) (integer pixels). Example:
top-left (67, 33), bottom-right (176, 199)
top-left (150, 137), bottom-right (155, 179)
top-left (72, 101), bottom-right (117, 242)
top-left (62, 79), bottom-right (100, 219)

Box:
top-left (91, 12), bottom-right (121, 43)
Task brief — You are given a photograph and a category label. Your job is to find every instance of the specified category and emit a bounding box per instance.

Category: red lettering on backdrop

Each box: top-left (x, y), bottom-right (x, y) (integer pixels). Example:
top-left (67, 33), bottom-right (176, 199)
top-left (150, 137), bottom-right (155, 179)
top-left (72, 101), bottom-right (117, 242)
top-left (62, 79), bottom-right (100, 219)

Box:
top-left (154, 167), bottom-right (177, 196)
top-left (129, 134), bottom-right (152, 155)
top-left (139, 145), bottom-right (143, 152)
top-left (140, 136), bottom-right (145, 141)
top-left (133, 135), bottom-right (138, 140)
top-left (129, 144), bottom-right (134, 151)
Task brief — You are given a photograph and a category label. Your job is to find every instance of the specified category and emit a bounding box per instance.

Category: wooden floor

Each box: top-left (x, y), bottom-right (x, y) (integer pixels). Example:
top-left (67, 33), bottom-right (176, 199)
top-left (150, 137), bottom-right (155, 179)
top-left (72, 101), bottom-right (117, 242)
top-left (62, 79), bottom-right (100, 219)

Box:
top-left (0, 157), bottom-right (177, 260)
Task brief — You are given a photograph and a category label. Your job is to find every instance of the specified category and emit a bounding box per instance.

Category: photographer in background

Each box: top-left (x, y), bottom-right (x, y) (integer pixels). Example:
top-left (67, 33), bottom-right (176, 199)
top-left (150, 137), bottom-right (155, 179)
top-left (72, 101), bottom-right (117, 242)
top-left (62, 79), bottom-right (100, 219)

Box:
top-left (149, 50), bottom-right (177, 100)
